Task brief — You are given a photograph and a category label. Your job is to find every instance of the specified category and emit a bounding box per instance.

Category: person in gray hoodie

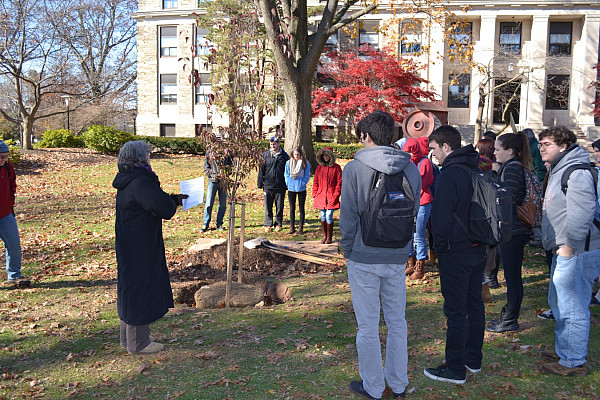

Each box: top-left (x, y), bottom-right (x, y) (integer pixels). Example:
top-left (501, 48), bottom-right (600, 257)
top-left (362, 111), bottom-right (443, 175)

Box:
top-left (341, 111), bottom-right (421, 400)
top-left (538, 126), bottom-right (600, 376)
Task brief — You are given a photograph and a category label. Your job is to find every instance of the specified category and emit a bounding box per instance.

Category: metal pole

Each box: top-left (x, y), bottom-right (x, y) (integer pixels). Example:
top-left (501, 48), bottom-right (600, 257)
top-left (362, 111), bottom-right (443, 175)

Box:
top-left (66, 104), bottom-right (70, 131)
top-left (225, 201), bottom-right (235, 308)
top-left (238, 201), bottom-right (245, 283)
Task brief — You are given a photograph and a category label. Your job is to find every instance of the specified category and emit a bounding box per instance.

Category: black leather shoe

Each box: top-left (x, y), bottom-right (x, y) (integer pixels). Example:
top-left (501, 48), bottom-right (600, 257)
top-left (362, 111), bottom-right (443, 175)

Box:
top-left (349, 381), bottom-right (380, 400)
top-left (486, 320), bottom-right (519, 333)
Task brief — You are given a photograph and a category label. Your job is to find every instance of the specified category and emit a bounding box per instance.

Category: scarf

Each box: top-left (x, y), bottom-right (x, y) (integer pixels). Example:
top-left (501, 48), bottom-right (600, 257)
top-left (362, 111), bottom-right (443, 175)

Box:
top-left (288, 158), bottom-right (304, 179)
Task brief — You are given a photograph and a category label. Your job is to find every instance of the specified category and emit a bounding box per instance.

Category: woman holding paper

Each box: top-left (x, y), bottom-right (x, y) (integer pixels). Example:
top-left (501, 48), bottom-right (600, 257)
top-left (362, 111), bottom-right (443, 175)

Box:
top-left (112, 141), bottom-right (187, 354)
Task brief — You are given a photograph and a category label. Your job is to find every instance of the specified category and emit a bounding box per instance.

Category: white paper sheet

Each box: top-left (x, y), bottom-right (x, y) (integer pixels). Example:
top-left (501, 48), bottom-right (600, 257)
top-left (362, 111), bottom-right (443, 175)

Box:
top-left (179, 177), bottom-right (204, 211)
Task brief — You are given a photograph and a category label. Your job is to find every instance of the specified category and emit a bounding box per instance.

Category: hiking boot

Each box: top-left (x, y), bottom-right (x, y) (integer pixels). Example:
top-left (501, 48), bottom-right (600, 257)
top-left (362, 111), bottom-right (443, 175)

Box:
top-left (541, 349), bottom-right (559, 360)
top-left (541, 362), bottom-right (588, 376)
top-left (348, 381), bottom-right (380, 400)
top-left (486, 320), bottom-right (519, 333)
top-left (423, 365), bottom-right (466, 384)
top-left (274, 225), bottom-right (282, 232)
top-left (482, 281), bottom-right (493, 303)
top-left (408, 260), bottom-right (425, 280)
top-left (132, 342), bottom-right (164, 355)
top-left (537, 309), bottom-right (554, 320)
top-left (288, 223), bottom-right (296, 234)
top-left (405, 257), bottom-right (416, 275)
top-left (297, 224), bottom-right (304, 235)
top-left (425, 249), bottom-right (437, 266)
top-left (6, 277), bottom-right (31, 287)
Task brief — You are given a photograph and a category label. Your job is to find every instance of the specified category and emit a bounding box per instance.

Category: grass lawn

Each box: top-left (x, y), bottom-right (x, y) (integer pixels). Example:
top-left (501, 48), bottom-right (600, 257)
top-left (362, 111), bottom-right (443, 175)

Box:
top-left (0, 149), bottom-right (599, 399)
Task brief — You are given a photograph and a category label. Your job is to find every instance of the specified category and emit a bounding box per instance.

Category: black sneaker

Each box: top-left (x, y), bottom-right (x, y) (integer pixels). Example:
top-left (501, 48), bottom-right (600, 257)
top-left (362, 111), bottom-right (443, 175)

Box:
top-left (537, 309), bottom-right (554, 320)
top-left (423, 365), bottom-right (466, 384)
top-left (392, 389), bottom-right (406, 399)
top-left (201, 225), bottom-right (209, 233)
top-left (349, 381), bottom-right (380, 400)
top-left (465, 364), bottom-right (481, 373)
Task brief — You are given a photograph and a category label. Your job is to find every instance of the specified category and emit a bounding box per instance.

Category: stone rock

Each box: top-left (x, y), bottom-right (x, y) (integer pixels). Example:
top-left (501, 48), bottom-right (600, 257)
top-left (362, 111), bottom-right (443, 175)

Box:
top-left (194, 281), bottom-right (264, 308)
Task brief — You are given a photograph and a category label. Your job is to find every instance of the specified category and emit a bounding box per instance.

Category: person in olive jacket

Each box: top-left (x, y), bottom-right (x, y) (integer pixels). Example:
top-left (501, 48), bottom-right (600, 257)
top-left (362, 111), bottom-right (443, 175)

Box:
top-left (312, 146), bottom-right (342, 244)
top-left (112, 141), bottom-right (187, 354)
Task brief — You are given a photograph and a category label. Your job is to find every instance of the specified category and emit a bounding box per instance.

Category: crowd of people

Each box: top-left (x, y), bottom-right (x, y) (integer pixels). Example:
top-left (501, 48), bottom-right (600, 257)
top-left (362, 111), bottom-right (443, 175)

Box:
top-left (2, 116), bottom-right (599, 390)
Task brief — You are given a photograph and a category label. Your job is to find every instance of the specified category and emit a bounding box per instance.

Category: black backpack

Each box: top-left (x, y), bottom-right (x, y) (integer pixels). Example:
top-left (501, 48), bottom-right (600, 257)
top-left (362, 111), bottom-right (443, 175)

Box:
top-left (360, 169), bottom-right (417, 248)
top-left (451, 164), bottom-right (513, 246)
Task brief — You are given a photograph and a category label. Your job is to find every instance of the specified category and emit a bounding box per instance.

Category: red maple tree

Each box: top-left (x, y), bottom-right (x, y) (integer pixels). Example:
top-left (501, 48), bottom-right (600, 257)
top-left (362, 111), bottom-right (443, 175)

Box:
top-left (312, 46), bottom-right (436, 130)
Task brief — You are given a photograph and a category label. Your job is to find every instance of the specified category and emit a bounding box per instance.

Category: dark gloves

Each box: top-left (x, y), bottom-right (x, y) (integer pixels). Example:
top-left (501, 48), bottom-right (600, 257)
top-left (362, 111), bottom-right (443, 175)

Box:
top-left (170, 194), bottom-right (189, 206)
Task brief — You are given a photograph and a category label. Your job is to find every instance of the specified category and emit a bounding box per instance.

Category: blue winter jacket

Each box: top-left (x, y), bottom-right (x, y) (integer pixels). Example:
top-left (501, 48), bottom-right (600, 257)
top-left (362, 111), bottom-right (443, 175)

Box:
top-left (284, 160), bottom-right (311, 192)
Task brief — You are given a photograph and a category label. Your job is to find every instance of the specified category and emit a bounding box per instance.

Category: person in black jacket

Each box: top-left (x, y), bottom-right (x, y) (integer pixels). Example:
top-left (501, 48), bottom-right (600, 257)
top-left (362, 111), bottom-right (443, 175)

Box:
top-left (424, 126), bottom-right (486, 385)
top-left (486, 132), bottom-right (533, 333)
top-left (113, 141), bottom-right (187, 354)
top-left (258, 137), bottom-right (289, 232)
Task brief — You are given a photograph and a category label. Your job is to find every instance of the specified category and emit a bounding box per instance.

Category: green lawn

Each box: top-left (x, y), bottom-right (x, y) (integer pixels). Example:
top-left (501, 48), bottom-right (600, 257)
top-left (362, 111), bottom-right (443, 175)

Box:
top-left (0, 150), bottom-right (598, 399)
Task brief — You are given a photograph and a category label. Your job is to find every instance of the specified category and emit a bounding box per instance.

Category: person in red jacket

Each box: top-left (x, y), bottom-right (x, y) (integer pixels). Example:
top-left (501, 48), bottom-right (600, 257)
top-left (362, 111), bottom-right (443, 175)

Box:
top-left (403, 138), bottom-right (434, 280)
top-left (0, 141), bottom-right (29, 287)
top-left (312, 147), bottom-right (342, 244)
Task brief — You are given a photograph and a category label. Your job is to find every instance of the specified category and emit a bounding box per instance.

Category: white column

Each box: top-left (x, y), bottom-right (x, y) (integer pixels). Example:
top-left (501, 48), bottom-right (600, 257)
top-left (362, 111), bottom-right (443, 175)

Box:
top-left (526, 16), bottom-right (549, 128)
top-left (470, 15), bottom-right (497, 125)
top-left (572, 16), bottom-right (600, 129)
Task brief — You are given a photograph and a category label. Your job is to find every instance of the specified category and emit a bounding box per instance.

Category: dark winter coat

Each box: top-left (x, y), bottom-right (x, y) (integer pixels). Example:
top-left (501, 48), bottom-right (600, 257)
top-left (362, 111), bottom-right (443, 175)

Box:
top-left (312, 147), bottom-right (342, 210)
top-left (258, 148), bottom-right (289, 191)
top-left (431, 145), bottom-right (485, 255)
top-left (112, 165), bottom-right (177, 325)
top-left (498, 158), bottom-right (530, 236)
top-left (0, 162), bottom-right (16, 219)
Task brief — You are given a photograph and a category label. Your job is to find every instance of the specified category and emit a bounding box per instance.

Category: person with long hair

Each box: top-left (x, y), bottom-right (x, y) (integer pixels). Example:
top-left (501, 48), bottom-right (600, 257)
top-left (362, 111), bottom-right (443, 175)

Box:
top-left (313, 147), bottom-right (342, 244)
top-left (476, 138), bottom-right (495, 171)
top-left (486, 132), bottom-right (533, 333)
top-left (403, 138), bottom-right (434, 280)
top-left (284, 147), bottom-right (311, 234)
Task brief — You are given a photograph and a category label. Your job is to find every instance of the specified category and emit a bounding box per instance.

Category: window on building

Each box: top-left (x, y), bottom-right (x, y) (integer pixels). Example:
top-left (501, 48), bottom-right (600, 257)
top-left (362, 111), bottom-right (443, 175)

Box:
top-left (196, 124), bottom-right (213, 136)
top-left (160, 124), bottom-right (176, 137)
top-left (196, 28), bottom-right (213, 57)
top-left (163, 0), bottom-right (177, 9)
top-left (324, 33), bottom-right (338, 52)
top-left (546, 74), bottom-right (570, 110)
top-left (549, 22), bottom-right (572, 56)
top-left (447, 73), bottom-right (470, 108)
top-left (399, 21), bottom-right (422, 55)
top-left (359, 22), bottom-right (379, 54)
top-left (160, 26), bottom-right (177, 57)
top-left (448, 21), bottom-right (472, 50)
top-left (499, 22), bottom-right (521, 55)
top-left (195, 85), bottom-right (212, 104)
top-left (160, 74), bottom-right (177, 104)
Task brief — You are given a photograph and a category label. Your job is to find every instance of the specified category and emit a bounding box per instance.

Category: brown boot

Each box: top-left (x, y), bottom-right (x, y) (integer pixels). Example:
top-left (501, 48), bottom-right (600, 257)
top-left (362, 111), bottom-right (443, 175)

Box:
top-left (297, 224), bottom-right (304, 235)
top-left (289, 222), bottom-right (296, 234)
top-left (405, 257), bottom-right (417, 275)
top-left (408, 260), bottom-right (425, 280)
top-left (425, 249), bottom-right (437, 266)
top-left (321, 221), bottom-right (328, 244)
top-left (482, 281), bottom-right (493, 303)
top-left (325, 222), bottom-right (333, 244)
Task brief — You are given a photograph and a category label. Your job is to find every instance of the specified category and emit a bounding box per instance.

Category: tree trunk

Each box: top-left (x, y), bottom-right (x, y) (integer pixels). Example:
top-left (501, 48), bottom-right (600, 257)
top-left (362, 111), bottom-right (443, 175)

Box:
top-left (20, 116), bottom-right (33, 150)
top-left (474, 85), bottom-right (486, 145)
top-left (283, 75), bottom-right (315, 169)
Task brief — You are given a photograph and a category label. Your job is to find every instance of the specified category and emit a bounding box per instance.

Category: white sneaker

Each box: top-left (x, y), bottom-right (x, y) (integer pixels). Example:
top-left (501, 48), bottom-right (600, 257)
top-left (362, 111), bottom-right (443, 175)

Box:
top-left (537, 309), bottom-right (554, 320)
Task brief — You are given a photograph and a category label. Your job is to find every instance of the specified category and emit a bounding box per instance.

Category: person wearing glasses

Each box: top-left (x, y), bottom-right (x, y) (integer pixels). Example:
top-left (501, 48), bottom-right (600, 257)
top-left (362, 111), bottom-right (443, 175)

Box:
top-left (538, 127), bottom-right (600, 376)
top-left (0, 141), bottom-right (28, 287)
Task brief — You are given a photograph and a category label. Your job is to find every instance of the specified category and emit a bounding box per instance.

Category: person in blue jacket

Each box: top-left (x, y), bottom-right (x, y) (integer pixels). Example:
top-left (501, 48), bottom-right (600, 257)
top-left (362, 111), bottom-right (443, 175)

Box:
top-left (284, 147), bottom-right (311, 234)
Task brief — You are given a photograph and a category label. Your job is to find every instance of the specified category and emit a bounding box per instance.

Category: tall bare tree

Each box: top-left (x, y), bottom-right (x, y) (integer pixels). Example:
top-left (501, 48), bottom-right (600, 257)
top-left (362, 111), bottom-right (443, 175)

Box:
top-left (0, 0), bottom-right (69, 149)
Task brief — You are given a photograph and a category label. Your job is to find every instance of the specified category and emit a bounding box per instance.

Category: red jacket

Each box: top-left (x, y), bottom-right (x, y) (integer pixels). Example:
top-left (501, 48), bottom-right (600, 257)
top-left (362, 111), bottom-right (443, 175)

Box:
top-left (403, 138), bottom-right (434, 205)
top-left (312, 148), bottom-right (342, 210)
top-left (0, 162), bottom-right (16, 219)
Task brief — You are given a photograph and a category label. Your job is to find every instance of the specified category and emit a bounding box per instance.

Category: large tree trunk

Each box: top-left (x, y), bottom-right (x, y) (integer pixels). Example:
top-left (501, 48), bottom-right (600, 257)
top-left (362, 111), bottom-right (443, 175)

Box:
top-left (20, 115), bottom-right (33, 150)
top-left (283, 74), bottom-right (315, 170)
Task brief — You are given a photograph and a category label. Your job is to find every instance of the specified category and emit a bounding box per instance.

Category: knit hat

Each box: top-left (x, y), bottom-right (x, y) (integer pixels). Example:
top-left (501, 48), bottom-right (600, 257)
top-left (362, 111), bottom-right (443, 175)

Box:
top-left (0, 141), bottom-right (9, 154)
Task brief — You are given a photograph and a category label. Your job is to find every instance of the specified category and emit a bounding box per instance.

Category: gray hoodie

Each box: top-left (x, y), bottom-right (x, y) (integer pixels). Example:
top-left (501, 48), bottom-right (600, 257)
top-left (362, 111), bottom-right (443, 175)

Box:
top-left (542, 145), bottom-right (600, 253)
top-left (340, 146), bottom-right (421, 264)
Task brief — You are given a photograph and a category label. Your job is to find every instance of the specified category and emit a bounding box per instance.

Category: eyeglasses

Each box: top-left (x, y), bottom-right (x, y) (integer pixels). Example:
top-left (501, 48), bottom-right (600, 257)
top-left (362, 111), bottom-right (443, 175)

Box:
top-left (0, 155), bottom-right (9, 160)
top-left (538, 142), bottom-right (557, 149)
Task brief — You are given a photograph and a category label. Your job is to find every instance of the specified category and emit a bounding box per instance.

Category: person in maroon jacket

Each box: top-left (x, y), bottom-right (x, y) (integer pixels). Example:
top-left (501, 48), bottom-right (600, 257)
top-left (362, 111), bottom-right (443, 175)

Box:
top-left (0, 141), bottom-right (28, 287)
top-left (312, 147), bottom-right (342, 244)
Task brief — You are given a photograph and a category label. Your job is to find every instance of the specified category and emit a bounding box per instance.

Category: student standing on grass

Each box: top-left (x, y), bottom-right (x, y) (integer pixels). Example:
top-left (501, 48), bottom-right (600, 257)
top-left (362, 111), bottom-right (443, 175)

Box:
top-left (202, 148), bottom-right (232, 232)
top-left (341, 111), bottom-right (421, 400)
top-left (538, 126), bottom-right (599, 376)
top-left (0, 141), bottom-right (28, 287)
top-left (313, 146), bottom-right (342, 244)
top-left (424, 125), bottom-right (486, 384)
top-left (258, 137), bottom-right (289, 232)
top-left (113, 141), bottom-right (187, 354)
top-left (284, 147), bottom-right (310, 235)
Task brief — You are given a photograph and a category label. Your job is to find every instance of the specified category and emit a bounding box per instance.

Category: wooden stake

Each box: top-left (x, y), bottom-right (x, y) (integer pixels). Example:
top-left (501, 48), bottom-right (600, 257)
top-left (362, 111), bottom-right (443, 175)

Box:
top-left (225, 201), bottom-right (235, 308)
top-left (238, 201), bottom-right (245, 283)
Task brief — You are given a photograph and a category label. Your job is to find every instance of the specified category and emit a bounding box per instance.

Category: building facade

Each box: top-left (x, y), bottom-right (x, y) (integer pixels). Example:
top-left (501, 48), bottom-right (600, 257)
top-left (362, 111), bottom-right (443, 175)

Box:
top-left (134, 0), bottom-right (600, 139)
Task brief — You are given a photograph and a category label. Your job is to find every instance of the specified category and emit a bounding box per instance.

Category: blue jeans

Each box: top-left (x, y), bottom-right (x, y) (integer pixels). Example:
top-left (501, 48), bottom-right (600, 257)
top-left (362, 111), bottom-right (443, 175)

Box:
top-left (0, 213), bottom-right (22, 280)
top-left (438, 247), bottom-right (486, 375)
top-left (347, 259), bottom-right (408, 398)
top-left (203, 180), bottom-right (227, 228)
top-left (549, 251), bottom-right (600, 368)
top-left (409, 203), bottom-right (432, 260)
top-left (320, 209), bottom-right (334, 223)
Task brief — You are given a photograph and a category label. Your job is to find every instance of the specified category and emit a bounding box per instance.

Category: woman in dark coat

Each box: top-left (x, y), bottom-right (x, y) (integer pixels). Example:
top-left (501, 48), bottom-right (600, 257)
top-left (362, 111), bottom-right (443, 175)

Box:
top-left (113, 141), bottom-right (186, 354)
